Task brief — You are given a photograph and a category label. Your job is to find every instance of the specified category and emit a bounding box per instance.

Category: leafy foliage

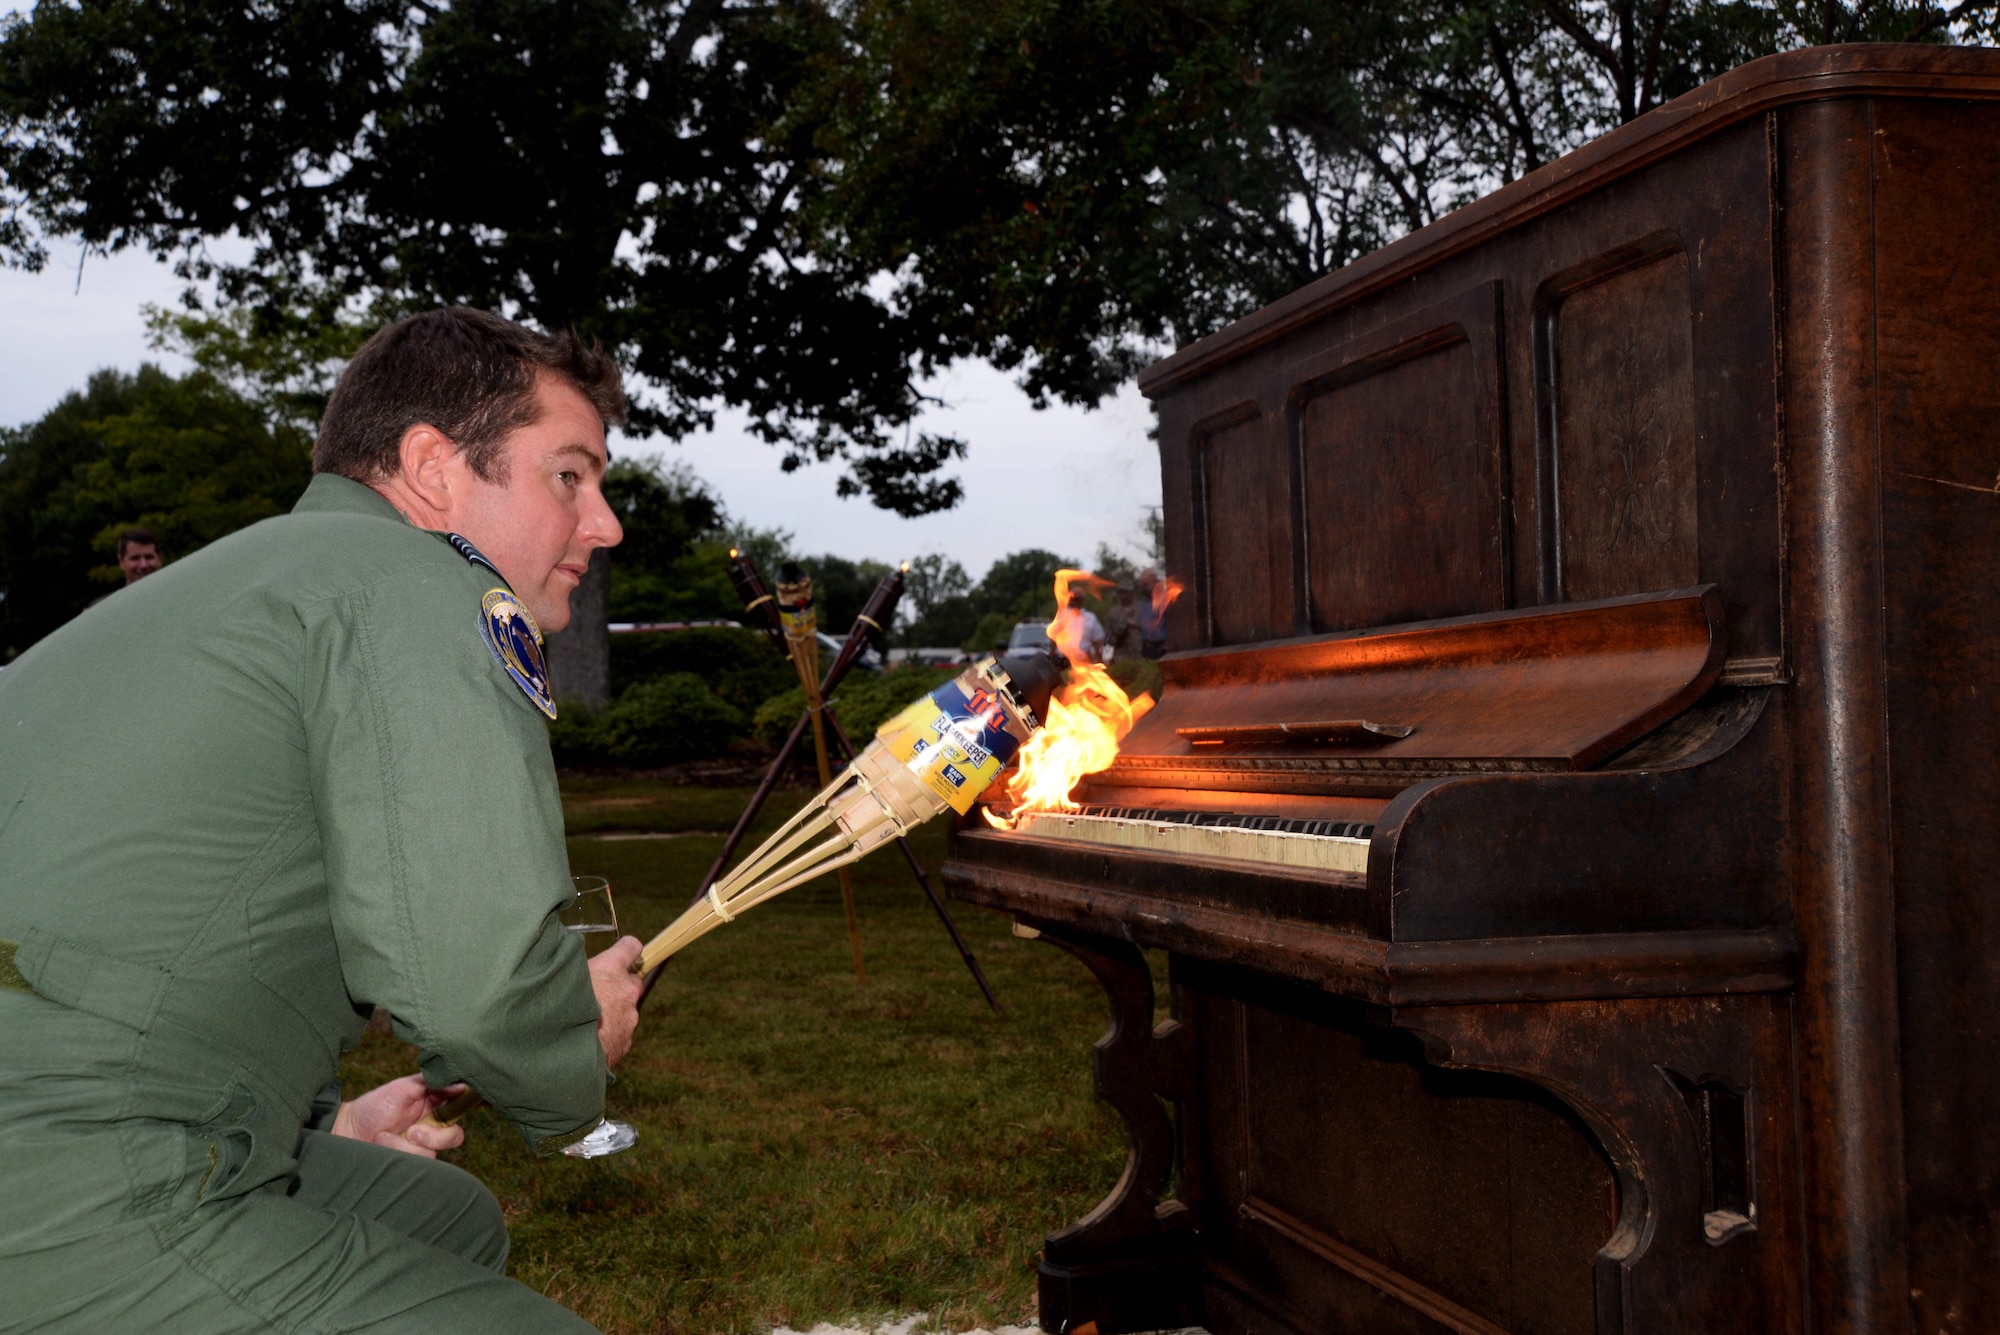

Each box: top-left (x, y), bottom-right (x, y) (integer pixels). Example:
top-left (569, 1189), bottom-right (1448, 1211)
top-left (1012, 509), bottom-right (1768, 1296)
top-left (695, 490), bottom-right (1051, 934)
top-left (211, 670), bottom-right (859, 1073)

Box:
top-left (609, 624), bottom-right (798, 718)
top-left (812, 0), bottom-right (2000, 404)
top-left (143, 298), bottom-right (375, 433)
top-left (0, 365), bottom-right (310, 658)
top-left (550, 672), bottom-right (748, 768)
top-left (794, 552), bottom-right (896, 642)
top-left (0, 0), bottom-right (972, 514)
top-left (10, 1), bottom-right (1989, 512)
top-left (752, 662), bottom-right (953, 747)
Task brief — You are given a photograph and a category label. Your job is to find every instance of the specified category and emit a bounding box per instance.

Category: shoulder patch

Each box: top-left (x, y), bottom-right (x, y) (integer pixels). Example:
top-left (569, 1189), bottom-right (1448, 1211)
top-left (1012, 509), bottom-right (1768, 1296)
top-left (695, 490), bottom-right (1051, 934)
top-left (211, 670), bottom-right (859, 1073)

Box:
top-left (479, 588), bottom-right (557, 719)
top-left (447, 533), bottom-right (506, 582)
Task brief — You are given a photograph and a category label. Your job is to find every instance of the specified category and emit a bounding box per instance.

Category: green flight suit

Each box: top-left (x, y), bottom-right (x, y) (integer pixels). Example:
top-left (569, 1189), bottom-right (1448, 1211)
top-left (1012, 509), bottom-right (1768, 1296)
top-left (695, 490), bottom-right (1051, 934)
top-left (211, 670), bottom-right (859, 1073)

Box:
top-left (0, 474), bottom-right (606, 1332)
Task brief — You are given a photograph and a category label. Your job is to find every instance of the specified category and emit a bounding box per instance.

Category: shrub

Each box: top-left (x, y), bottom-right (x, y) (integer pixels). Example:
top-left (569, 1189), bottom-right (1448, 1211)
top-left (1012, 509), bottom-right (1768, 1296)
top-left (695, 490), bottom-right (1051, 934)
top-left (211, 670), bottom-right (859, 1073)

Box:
top-left (752, 663), bottom-right (955, 749)
top-left (547, 699), bottom-right (608, 766)
top-left (1106, 654), bottom-right (1164, 704)
top-left (608, 625), bottom-right (796, 717)
top-left (552, 673), bottom-right (745, 768)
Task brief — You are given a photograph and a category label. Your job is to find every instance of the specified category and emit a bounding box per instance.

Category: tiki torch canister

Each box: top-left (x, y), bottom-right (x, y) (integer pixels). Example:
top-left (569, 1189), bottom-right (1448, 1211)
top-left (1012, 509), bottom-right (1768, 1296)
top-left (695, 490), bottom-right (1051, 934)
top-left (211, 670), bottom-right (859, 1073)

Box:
top-left (636, 652), bottom-right (1067, 972)
top-left (775, 561), bottom-right (820, 690)
top-left (727, 548), bottom-right (786, 652)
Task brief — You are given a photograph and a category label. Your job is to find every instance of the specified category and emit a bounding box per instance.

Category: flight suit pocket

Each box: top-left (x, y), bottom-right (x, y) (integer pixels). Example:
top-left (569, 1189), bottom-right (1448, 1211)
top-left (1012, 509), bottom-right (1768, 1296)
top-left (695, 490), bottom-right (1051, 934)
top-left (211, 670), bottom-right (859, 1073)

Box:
top-left (7, 927), bottom-right (171, 1031)
top-left (185, 1078), bottom-right (261, 1206)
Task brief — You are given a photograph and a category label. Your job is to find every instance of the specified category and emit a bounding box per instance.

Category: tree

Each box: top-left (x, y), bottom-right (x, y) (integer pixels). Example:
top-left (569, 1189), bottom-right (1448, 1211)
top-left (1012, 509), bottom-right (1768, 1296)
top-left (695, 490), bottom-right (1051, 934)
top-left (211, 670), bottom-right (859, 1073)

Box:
top-left (975, 548), bottom-right (1076, 620)
top-left (0, 365), bottom-right (311, 657)
top-left (600, 458), bottom-right (731, 623)
top-left (897, 553), bottom-right (975, 647)
top-left (796, 553), bottom-right (896, 638)
top-left (144, 299), bottom-right (375, 435)
top-left (813, 0), bottom-right (2000, 408)
top-left (0, 0), bottom-right (971, 515)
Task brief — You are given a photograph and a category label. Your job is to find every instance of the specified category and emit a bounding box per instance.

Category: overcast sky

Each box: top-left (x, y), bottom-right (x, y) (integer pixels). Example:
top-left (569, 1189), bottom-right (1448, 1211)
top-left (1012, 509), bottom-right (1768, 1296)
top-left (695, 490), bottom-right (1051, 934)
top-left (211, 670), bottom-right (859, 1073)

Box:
top-left (0, 240), bottom-right (1165, 578)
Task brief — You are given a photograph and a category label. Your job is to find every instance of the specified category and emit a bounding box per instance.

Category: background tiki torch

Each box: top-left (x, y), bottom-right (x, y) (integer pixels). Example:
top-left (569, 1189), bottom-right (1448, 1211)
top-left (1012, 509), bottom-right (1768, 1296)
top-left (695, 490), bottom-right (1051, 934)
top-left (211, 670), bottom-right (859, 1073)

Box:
top-left (772, 560), bottom-right (866, 983)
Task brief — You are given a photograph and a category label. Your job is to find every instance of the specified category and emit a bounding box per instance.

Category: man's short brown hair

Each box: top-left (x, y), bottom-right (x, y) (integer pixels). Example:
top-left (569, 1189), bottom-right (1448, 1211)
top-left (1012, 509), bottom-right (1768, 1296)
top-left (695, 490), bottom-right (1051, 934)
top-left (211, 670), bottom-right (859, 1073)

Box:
top-left (312, 308), bottom-right (628, 483)
top-left (117, 527), bottom-right (158, 557)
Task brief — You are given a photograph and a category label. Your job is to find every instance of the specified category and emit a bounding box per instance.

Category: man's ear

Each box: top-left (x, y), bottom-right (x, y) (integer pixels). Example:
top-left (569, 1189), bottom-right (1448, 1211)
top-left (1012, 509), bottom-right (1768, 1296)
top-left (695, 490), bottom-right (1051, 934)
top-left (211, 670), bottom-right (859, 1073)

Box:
top-left (395, 425), bottom-right (461, 512)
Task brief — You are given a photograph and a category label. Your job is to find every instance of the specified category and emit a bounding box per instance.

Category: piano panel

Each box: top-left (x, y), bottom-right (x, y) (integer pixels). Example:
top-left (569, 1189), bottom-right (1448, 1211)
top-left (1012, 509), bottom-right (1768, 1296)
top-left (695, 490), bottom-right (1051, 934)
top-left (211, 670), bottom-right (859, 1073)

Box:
top-left (1195, 978), bottom-right (1612, 1335)
top-left (1199, 406), bottom-right (1295, 645)
top-left (1550, 242), bottom-right (1701, 602)
top-left (1295, 288), bottom-right (1508, 634)
top-left (1870, 95), bottom-right (2000, 1335)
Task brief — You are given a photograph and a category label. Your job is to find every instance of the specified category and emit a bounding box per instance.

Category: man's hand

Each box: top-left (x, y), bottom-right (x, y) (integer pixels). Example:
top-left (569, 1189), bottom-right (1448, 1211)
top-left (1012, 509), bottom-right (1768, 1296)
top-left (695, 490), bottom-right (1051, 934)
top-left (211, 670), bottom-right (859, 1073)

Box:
top-left (331, 1074), bottom-right (468, 1158)
top-left (590, 934), bottom-right (644, 1066)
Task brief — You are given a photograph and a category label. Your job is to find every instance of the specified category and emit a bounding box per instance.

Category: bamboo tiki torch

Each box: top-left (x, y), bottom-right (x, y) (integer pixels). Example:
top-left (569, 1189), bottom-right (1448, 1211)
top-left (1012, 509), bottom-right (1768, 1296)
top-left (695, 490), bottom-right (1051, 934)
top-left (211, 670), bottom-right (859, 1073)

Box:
top-left (634, 651), bottom-right (1066, 972)
top-left (774, 561), bottom-right (867, 983)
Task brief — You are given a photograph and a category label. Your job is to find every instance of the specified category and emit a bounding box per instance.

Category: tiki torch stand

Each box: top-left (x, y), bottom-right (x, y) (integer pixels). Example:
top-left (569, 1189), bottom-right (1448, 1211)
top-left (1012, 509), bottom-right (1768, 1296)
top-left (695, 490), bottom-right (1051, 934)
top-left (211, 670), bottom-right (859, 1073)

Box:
top-left (638, 555), bottom-right (1002, 1014)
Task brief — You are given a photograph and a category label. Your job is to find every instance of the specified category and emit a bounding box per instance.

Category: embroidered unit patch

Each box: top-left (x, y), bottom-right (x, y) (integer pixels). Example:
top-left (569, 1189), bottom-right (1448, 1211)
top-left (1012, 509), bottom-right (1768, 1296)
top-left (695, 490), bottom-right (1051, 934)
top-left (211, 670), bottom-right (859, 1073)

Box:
top-left (447, 532), bottom-right (505, 582)
top-left (479, 588), bottom-right (556, 718)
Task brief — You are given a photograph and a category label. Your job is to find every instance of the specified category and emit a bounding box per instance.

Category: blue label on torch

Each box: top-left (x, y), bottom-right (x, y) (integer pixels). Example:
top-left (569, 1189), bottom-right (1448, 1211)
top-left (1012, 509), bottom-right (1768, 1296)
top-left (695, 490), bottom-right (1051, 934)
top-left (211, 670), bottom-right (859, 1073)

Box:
top-left (876, 679), bottom-right (1023, 813)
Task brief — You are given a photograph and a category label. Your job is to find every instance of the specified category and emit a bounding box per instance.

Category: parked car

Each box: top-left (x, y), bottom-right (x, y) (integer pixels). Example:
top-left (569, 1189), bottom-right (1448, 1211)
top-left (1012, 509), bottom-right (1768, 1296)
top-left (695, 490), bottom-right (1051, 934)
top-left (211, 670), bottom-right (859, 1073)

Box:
top-left (818, 628), bottom-right (883, 672)
top-left (607, 619), bottom-right (743, 633)
top-left (889, 647), bottom-right (972, 668)
top-left (1006, 618), bottom-right (1055, 656)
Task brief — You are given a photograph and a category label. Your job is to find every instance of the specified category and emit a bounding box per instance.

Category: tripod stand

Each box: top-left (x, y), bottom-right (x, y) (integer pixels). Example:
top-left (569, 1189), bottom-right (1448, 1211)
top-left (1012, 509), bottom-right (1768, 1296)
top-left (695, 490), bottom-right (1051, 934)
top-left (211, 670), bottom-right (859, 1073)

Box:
top-left (638, 557), bottom-right (1001, 1014)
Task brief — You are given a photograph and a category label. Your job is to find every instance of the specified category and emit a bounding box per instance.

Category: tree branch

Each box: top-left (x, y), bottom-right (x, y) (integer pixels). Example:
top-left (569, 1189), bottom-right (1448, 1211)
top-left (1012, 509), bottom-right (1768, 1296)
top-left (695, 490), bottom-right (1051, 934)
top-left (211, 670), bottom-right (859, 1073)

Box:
top-left (1640, 0), bottom-right (1674, 112)
top-left (662, 0), bottom-right (728, 71)
top-left (1288, 109), bottom-right (1427, 233)
top-left (1903, 0), bottom-right (2000, 41)
top-left (1539, 1), bottom-right (1626, 96)
top-left (1487, 21), bottom-right (1544, 172)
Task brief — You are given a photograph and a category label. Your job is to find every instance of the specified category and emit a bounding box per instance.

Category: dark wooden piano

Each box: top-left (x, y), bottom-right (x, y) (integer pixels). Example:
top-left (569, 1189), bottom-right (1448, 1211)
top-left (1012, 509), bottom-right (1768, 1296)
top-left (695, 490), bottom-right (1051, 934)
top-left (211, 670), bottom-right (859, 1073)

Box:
top-left (942, 44), bottom-right (2000, 1335)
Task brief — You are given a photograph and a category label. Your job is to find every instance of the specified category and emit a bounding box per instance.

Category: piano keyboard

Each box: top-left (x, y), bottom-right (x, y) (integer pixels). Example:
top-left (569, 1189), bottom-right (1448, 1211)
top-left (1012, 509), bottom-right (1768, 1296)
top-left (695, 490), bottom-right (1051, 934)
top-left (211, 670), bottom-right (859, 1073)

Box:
top-left (1005, 806), bottom-right (1374, 874)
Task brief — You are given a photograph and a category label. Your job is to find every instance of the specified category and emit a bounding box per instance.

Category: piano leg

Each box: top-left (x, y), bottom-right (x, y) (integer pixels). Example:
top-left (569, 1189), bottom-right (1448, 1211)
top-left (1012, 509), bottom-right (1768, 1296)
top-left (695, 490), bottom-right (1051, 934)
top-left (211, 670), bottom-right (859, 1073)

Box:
top-left (1391, 996), bottom-right (1804, 1335)
top-left (1028, 922), bottom-right (1204, 1335)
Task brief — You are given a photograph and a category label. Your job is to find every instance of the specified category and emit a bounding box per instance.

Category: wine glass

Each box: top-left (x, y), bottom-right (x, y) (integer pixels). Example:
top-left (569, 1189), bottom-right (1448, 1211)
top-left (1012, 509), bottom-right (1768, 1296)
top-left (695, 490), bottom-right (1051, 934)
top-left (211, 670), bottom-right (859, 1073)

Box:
top-left (558, 875), bottom-right (641, 1159)
top-left (559, 875), bottom-right (619, 949)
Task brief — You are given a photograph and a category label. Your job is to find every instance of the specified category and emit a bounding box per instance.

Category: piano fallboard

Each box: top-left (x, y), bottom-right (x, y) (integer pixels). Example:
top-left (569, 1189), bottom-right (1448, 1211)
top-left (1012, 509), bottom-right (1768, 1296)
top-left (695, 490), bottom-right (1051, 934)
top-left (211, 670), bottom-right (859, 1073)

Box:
top-left (1103, 586), bottom-right (1726, 797)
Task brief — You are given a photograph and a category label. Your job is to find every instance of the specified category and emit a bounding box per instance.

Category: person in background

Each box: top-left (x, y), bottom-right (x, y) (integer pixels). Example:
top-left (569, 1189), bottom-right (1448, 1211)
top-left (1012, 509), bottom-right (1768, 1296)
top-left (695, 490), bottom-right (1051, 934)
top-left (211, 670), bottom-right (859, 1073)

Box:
top-left (116, 527), bottom-right (162, 585)
top-left (1136, 568), bottom-right (1169, 659)
top-left (1103, 584), bottom-right (1143, 662)
top-left (1050, 589), bottom-right (1108, 663)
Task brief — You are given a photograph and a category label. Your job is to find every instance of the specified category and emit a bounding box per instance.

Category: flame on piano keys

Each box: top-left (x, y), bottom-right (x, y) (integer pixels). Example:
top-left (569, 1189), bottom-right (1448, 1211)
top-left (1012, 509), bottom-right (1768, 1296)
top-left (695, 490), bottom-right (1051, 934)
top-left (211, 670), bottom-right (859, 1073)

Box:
top-left (985, 567), bottom-right (1177, 824)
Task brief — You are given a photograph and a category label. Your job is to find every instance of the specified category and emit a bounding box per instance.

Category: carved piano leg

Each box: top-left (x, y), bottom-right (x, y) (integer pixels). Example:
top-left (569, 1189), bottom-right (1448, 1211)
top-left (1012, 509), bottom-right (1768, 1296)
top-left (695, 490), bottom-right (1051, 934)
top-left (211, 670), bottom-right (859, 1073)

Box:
top-left (1029, 921), bottom-right (1203, 1335)
top-left (1392, 995), bottom-right (1804, 1335)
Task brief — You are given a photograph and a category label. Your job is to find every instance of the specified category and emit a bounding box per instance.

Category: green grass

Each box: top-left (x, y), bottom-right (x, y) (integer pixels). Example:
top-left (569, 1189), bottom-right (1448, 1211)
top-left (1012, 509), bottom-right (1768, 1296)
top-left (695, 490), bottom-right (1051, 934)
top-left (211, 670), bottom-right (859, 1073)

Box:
top-left (340, 783), bottom-right (1126, 1335)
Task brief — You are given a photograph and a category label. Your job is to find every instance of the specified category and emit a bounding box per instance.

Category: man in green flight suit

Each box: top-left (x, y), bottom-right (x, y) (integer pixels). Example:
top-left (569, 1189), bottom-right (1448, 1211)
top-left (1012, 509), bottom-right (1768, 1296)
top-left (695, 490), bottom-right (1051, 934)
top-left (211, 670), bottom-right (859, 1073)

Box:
top-left (0, 308), bottom-right (646, 1332)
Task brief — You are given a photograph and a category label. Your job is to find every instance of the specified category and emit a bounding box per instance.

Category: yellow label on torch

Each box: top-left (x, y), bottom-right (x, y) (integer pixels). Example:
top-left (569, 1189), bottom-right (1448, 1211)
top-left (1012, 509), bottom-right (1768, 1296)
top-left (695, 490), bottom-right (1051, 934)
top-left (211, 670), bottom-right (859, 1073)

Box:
top-left (876, 679), bottom-right (1022, 814)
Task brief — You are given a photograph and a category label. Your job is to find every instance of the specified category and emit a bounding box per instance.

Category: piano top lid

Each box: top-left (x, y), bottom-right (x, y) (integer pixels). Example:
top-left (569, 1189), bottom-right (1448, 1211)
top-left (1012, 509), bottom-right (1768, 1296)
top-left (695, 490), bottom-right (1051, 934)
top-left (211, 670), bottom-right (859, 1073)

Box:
top-left (1110, 586), bottom-right (1726, 775)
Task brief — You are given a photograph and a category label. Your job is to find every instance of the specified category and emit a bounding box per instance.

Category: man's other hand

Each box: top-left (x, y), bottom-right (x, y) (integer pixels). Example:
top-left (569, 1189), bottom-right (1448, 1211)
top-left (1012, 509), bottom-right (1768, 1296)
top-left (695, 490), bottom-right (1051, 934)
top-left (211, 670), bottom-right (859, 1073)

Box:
top-left (331, 1074), bottom-right (468, 1157)
top-left (590, 934), bottom-right (644, 1066)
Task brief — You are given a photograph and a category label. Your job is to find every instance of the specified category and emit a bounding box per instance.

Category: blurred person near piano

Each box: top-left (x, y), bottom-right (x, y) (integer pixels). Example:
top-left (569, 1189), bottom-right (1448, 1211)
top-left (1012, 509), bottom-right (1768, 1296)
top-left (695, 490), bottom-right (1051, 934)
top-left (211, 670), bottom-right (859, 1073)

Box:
top-left (1136, 568), bottom-right (1169, 659)
top-left (1050, 588), bottom-right (1107, 664)
top-left (1103, 583), bottom-right (1143, 662)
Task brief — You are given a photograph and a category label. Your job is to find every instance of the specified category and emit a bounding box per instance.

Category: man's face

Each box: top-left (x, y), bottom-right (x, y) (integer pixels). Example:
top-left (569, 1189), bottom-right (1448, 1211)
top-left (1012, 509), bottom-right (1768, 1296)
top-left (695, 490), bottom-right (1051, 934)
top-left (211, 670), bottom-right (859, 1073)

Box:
top-left (119, 543), bottom-right (161, 584)
top-left (445, 376), bottom-right (622, 633)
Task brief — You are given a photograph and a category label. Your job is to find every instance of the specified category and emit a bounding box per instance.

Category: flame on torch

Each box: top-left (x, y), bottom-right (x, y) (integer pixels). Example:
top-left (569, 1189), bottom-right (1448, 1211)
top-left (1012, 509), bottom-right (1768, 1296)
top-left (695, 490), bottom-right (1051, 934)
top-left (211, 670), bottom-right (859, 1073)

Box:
top-left (985, 567), bottom-right (1163, 825)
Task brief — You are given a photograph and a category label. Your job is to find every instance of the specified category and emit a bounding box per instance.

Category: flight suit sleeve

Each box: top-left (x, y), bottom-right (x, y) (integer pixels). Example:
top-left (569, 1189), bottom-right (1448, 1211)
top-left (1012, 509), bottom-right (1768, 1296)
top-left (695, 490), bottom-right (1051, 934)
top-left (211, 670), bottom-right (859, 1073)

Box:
top-left (299, 558), bottom-right (605, 1154)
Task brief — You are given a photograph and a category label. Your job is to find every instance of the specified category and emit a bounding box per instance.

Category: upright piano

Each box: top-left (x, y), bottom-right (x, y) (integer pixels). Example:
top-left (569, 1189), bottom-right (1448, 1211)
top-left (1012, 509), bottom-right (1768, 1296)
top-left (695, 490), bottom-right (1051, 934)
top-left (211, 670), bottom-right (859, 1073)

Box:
top-left (942, 44), bottom-right (2000, 1335)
